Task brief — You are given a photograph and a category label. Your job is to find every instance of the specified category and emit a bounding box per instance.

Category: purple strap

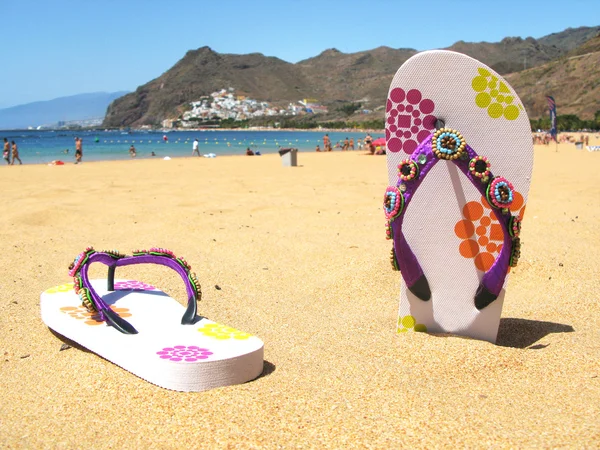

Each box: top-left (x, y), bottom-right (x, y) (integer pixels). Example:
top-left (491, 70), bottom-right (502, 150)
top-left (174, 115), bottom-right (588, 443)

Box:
top-left (390, 133), bottom-right (514, 305)
top-left (69, 248), bottom-right (201, 334)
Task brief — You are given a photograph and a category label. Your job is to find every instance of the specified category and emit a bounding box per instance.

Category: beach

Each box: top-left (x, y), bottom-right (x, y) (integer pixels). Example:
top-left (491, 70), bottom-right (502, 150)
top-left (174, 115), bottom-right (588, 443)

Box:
top-left (1, 143), bottom-right (599, 447)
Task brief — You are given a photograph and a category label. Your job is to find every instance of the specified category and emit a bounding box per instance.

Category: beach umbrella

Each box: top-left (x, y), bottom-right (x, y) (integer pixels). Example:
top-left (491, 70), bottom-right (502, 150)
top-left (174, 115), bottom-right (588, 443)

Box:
top-left (372, 137), bottom-right (386, 147)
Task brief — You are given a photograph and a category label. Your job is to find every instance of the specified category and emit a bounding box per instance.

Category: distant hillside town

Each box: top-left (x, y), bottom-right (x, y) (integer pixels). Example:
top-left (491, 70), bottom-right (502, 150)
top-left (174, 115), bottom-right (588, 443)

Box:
top-left (166, 88), bottom-right (329, 128)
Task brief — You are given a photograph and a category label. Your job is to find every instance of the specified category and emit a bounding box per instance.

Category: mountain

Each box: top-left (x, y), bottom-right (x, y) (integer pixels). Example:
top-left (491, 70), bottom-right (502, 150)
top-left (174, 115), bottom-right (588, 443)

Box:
top-left (506, 46), bottom-right (600, 119)
top-left (537, 26), bottom-right (600, 52)
top-left (565, 33), bottom-right (600, 57)
top-left (0, 92), bottom-right (129, 130)
top-left (103, 26), bottom-right (600, 127)
top-left (444, 37), bottom-right (562, 75)
top-left (295, 46), bottom-right (418, 106)
top-left (104, 47), bottom-right (317, 127)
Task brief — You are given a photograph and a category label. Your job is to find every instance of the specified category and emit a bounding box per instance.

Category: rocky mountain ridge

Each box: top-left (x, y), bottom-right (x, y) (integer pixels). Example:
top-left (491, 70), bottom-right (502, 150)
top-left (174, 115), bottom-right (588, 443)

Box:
top-left (103, 26), bottom-right (600, 127)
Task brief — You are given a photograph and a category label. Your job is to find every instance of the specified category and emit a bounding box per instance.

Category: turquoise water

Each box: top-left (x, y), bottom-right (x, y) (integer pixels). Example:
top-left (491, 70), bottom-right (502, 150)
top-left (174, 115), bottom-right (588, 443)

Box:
top-left (0, 129), bottom-right (384, 164)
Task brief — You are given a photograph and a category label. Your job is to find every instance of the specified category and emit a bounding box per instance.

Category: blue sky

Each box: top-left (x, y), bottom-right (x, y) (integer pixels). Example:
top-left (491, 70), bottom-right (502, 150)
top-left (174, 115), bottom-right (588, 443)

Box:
top-left (0, 0), bottom-right (597, 108)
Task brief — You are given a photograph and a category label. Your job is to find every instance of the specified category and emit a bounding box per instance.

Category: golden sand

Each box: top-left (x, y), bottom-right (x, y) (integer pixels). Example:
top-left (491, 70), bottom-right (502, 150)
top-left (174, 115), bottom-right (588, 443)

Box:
top-left (1, 141), bottom-right (599, 448)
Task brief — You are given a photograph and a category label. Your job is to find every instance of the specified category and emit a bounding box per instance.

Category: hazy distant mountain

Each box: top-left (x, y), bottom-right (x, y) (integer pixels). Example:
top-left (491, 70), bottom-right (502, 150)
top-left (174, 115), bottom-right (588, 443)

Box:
top-left (0, 91), bottom-right (129, 130)
top-left (538, 26), bottom-right (600, 52)
top-left (103, 25), bottom-right (600, 127)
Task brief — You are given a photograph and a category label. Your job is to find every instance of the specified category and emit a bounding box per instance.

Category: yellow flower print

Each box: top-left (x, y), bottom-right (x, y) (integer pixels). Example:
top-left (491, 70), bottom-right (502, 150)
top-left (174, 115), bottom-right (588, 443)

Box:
top-left (197, 323), bottom-right (251, 340)
top-left (397, 315), bottom-right (427, 333)
top-left (471, 67), bottom-right (521, 121)
top-left (44, 283), bottom-right (75, 294)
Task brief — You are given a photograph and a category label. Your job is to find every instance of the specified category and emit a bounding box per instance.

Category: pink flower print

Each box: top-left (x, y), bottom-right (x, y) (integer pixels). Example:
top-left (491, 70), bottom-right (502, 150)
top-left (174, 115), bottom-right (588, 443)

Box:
top-left (156, 345), bottom-right (213, 362)
top-left (114, 280), bottom-right (156, 291)
top-left (386, 88), bottom-right (436, 154)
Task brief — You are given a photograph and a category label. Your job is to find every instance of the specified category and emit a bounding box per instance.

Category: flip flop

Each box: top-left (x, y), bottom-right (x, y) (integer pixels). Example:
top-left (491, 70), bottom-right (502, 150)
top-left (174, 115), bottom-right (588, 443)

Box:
top-left (41, 247), bottom-right (264, 392)
top-left (384, 50), bottom-right (533, 343)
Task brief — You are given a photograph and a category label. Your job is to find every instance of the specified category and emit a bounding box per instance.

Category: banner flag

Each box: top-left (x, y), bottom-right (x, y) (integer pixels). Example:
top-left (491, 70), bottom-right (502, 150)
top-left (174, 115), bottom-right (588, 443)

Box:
top-left (546, 96), bottom-right (557, 141)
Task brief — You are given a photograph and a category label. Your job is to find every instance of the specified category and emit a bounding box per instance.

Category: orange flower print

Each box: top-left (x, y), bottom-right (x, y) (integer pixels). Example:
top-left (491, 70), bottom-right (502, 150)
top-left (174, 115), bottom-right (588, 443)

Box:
top-left (60, 305), bottom-right (132, 326)
top-left (454, 191), bottom-right (525, 271)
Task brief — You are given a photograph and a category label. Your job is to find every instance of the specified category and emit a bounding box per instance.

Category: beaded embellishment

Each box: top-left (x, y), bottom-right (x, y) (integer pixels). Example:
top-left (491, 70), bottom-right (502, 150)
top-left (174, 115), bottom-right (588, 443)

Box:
top-left (68, 247), bottom-right (96, 277)
top-left (398, 159), bottom-right (420, 181)
top-left (102, 249), bottom-right (126, 259)
top-left (486, 176), bottom-right (514, 212)
top-left (432, 128), bottom-right (466, 160)
top-left (385, 221), bottom-right (393, 240)
top-left (469, 156), bottom-right (491, 182)
top-left (69, 247), bottom-right (202, 314)
top-left (78, 287), bottom-right (96, 312)
top-left (384, 186), bottom-right (404, 220)
top-left (509, 216), bottom-right (521, 239)
top-left (131, 248), bottom-right (202, 300)
top-left (509, 238), bottom-right (521, 267)
top-left (390, 247), bottom-right (399, 271)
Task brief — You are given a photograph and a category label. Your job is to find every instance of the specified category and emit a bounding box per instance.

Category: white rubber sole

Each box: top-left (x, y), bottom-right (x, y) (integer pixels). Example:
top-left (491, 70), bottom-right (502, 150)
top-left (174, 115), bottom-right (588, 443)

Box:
top-left (41, 279), bottom-right (264, 392)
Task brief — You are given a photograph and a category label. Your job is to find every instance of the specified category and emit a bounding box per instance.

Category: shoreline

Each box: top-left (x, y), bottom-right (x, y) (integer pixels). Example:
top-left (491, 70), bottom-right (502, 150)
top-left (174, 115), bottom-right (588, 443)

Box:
top-left (2, 130), bottom-right (598, 167)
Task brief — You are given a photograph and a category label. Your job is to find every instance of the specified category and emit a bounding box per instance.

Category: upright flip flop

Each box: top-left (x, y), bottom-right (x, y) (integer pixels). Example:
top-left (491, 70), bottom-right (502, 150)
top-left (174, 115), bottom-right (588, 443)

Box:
top-left (41, 247), bottom-right (264, 391)
top-left (384, 51), bottom-right (533, 343)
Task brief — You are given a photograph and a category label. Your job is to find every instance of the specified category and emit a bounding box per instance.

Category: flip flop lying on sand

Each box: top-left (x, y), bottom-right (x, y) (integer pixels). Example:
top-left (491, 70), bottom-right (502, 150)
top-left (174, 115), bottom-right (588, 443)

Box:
top-left (41, 247), bottom-right (264, 391)
top-left (384, 50), bottom-right (533, 343)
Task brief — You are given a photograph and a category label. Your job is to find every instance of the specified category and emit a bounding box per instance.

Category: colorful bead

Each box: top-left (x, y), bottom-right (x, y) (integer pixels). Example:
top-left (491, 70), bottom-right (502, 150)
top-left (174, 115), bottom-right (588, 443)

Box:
top-left (432, 128), bottom-right (467, 160)
top-left (102, 249), bottom-right (126, 259)
top-left (177, 257), bottom-right (191, 271)
top-left (509, 216), bottom-right (522, 239)
top-left (383, 186), bottom-right (405, 220)
top-left (188, 272), bottom-right (202, 300)
top-left (486, 176), bottom-right (515, 210)
top-left (398, 159), bottom-right (419, 181)
top-left (469, 155), bottom-right (491, 182)
top-left (509, 238), bottom-right (521, 267)
top-left (73, 276), bottom-right (83, 294)
top-left (78, 287), bottom-right (96, 312)
top-left (417, 153), bottom-right (427, 165)
top-left (148, 247), bottom-right (176, 258)
top-left (390, 247), bottom-right (399, 271)
top-left (385, 221), bottom-right (393, 240)
top-left (68, 247), bottom-right (95, 277)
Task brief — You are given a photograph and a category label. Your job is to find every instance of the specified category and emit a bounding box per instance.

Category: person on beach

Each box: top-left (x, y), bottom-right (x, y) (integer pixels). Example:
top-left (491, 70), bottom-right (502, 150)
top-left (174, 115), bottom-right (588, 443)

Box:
top-left (74, 137), bottom-right (83, 164)
top-left (315, 144), bottom-right (321, 152)
top-left (3, 138), bottom-right (10, 164)
top-left (343, 137), bottom-right (349, 151)
top-left (192, 138), bottom-right (200, 156)
top-left (246, 147), bottom-right (254, 156)
top-left (11, 141), bottom-right (22, 165)
top-left (364, 133), bottom-right (373, 154)
top-left (129, 144), bottom-right (137, 158)
top-left (364, 133), bottom-right (372, 146)
top-left (323, 134), bottom-right (332, 152)
top-left (349, 138), bottom-right (355, 150)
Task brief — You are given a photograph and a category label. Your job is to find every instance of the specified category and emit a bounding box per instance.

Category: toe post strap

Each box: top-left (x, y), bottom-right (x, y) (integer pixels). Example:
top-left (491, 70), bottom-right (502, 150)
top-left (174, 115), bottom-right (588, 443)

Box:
top-left (69, 247), bottom-right (202, 334)
top-left (384, 128), bottom-right (522, 309)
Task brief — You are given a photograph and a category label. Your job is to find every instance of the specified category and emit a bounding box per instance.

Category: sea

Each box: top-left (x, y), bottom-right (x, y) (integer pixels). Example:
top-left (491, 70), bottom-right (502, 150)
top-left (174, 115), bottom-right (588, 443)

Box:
top-left (0, 129), bottom-right (384, 164)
